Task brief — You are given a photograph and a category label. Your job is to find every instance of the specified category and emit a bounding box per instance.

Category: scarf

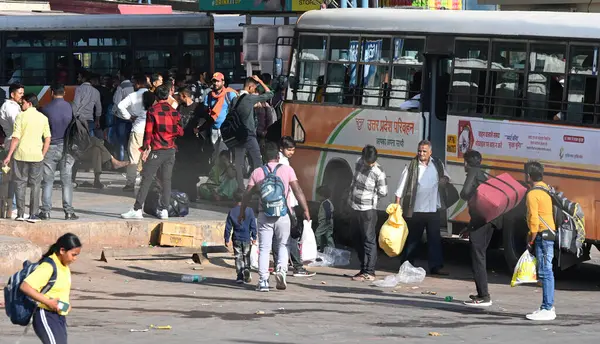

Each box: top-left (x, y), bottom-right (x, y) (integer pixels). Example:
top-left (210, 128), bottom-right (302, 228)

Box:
top-left (401, 158), bottom-right (419, 218)
top-left (208, 87), bottom-right (237, 121)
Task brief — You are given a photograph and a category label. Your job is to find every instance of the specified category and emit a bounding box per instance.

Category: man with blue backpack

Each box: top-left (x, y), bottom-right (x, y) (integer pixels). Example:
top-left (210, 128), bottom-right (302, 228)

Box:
top-left (239, 142), bottom-right (311, 292)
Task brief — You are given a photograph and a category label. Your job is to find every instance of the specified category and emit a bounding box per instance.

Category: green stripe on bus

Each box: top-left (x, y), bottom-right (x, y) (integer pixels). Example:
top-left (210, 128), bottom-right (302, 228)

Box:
top-left (315, 109), bottom-right (364, 195)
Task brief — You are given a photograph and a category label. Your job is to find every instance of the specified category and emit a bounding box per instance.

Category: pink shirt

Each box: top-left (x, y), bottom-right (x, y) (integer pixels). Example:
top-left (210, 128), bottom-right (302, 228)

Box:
top-left (248, 162), bottom-right (298, 210)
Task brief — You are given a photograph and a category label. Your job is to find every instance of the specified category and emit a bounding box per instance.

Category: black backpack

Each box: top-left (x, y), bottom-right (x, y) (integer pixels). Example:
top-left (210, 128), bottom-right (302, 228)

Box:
top-left (144, 181), bottom-right (190, 218)
top-left (220, 94), bottom-right (248, 149)
top-left (64, 115), bottom-right (91, 159)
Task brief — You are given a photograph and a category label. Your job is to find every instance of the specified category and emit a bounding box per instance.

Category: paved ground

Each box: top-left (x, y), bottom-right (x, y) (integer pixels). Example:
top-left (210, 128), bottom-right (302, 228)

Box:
top-left (1, 242), bottom-right (599, 344)
top-left (1, 171), bottom-right (600, 343)
top-left (40, 171), bottom-right (229, 222)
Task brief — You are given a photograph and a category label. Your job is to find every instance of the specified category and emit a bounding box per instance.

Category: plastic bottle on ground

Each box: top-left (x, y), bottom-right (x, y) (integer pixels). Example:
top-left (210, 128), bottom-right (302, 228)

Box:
top-left (181, 275), bottom-right (206, 283)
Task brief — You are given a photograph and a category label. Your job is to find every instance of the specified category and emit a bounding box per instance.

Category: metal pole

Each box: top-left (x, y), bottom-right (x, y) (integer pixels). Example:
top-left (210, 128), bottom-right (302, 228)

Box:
top-left (341, 0), bottom-right (347, 8)
top-left (361, 0), bottom-right (368, 8)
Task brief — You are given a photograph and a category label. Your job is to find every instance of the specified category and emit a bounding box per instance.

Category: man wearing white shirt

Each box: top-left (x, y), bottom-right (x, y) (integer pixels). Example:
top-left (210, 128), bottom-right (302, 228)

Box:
top-left (117, 75), bottom-right (149, 192)
top-left (276, 136), bottom-right (315, 277)
top-left (0, 83), bottom-right (24, 217)
top-left (395, 140), bottom-right (450, 276)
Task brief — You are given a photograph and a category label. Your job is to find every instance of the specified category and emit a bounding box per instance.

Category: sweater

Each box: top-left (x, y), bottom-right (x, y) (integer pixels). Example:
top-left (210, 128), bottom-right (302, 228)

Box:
top-left (225, 205), bottom-right (257, 243)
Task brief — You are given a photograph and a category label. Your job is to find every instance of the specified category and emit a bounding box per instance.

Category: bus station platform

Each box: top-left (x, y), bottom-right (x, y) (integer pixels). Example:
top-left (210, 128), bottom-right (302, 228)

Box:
top-left (0, 171), bottom-right (231, 275)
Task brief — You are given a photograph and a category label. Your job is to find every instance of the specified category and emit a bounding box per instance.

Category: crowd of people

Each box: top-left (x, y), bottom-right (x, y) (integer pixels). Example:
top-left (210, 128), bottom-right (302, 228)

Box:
top-left (0, 68), bottom-right (281, 222)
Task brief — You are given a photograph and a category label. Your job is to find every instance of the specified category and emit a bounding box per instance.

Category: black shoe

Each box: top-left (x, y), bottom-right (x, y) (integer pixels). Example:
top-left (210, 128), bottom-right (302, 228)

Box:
top-left (93, 182), bottom-right (105, 189)
top-left (430, 268), bottom-right (449, 276)
top-left (122, 184), bottom-right (135, 192)
top-left (65, 213), bottom-right (79, 220)
top-left (464, 296), bottom-right (492, 307)
top-left (243, 269), bottom-right (252, 283)
top-left (38, 212), bottom-right (51, 221)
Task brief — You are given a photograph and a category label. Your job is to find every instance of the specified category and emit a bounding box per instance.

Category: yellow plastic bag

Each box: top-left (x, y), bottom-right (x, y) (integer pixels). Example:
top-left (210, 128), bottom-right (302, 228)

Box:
top-left (378, 204), bottom-right (409, 257)
top-left (510, 251), bottom-right (538, 287)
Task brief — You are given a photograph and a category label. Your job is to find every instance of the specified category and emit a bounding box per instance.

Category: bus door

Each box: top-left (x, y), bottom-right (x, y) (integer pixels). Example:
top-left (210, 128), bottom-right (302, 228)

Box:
top-left (421, 36), bottom-right (455, 234)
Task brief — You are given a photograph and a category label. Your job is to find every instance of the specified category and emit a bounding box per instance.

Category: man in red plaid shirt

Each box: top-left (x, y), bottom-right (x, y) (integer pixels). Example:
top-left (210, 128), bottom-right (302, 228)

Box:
top-left (121, 84), bottom-right (183, 220)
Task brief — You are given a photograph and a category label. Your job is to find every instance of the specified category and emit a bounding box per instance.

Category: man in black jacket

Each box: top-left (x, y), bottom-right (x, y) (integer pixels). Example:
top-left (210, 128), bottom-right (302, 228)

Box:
top-left (460, 150), bottom-right (497, 307)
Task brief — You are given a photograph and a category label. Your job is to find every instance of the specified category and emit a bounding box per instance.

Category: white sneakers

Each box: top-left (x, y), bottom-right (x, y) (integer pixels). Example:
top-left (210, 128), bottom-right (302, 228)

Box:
top-left (158, 209), bottom-right (169, 220)
top-left (120, 208), bottom-right (169, 220)
top-left (121, 209), bottom-right (143, 219)
top-left (526, 307), bottom-right (556, 321)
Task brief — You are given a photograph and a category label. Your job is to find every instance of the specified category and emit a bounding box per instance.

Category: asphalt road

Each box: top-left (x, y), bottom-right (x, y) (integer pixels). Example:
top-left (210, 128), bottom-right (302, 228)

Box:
top-left (1, 243), bottom-right (599, 344)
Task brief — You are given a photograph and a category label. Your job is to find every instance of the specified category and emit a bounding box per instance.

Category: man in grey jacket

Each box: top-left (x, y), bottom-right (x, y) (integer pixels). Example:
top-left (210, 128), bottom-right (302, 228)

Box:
top-left (233, 75), bottom-right (274, 190)
top-left (72, 71), bottom-right (102, 137)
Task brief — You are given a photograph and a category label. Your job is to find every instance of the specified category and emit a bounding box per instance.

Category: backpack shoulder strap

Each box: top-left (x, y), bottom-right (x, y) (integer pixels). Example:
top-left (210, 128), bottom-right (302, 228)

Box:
top-left (39, 257), bottom-right (58, 294)
top-left (262, 165), bottom-right (271, 176)
top-left (273, 163), bottom-right (283, 174)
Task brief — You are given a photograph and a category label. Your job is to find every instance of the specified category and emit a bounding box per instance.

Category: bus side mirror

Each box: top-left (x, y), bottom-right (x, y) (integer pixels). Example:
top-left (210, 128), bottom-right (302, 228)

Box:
top-left (273, 58), bottom-right (283, 77)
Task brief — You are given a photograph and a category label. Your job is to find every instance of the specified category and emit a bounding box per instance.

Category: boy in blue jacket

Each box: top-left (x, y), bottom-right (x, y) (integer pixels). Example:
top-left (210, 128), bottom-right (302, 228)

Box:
top-left (225, 191), bottom-right (257, 283)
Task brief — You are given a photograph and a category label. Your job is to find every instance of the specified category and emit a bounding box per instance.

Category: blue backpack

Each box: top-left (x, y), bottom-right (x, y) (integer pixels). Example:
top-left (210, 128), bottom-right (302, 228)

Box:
top-left (4, 258), bottom-right (57, 326)
top-left (260, 164), bottom-right (288, 217)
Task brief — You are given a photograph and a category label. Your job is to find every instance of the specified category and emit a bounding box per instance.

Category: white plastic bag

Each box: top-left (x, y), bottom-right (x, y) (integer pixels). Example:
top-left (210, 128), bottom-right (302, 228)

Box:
top-left (300, 220), bottom-right (317, 263)
top-left (250, 244), bottom-right (259, 270)
top-left (511, 251), bottom-right (537, 287)
top-left (372, 261), bottom-right (426, 288)
top-left (308, 247), bottom-right (351, 267)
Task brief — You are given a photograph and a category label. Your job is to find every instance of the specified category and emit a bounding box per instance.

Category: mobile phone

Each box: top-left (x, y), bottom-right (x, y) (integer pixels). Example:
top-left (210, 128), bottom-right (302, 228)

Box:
top-left (57, 301), bottom-right (69, 313)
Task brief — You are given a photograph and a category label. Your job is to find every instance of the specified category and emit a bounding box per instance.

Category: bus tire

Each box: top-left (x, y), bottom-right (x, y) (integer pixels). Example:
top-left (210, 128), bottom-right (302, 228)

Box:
top-left (501, 205), bottom-right (528, 271)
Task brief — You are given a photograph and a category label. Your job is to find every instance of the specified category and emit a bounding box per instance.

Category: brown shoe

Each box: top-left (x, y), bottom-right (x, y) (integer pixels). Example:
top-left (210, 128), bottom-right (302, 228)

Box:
top-left (430, 268), bottom-right (449, 276)
top-left (352, 273), bottom-right (375, 282)
top-left (111, 157), bottom-right (130, 170)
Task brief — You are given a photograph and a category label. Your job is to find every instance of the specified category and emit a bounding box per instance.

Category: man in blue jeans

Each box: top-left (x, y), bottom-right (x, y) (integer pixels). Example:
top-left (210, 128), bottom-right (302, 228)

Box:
top-left (524, 161), bottom-right (556, 321)
top-left (40, 85), bottom-right (78, 220)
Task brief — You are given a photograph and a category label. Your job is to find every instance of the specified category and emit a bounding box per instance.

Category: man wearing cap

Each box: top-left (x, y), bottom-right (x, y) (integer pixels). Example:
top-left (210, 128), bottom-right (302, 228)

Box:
top-left (204, 72), bottom-right (238, 163)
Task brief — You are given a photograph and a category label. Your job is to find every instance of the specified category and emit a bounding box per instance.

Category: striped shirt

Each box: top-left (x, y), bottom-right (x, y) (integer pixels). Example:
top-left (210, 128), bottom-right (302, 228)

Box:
top-left (350, 158), bottom-right (388, 211)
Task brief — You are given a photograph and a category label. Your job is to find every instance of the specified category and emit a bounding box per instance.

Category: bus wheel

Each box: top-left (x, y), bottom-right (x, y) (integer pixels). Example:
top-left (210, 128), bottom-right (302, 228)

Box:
top-left (502, 210), bottom-right (529, 271)
top-left (322, 159), bottom-right (353, 246)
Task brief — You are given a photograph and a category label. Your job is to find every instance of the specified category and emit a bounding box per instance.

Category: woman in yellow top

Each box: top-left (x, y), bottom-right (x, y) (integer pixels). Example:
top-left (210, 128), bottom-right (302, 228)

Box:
top-left (21, 233), bottom-right (82, 344)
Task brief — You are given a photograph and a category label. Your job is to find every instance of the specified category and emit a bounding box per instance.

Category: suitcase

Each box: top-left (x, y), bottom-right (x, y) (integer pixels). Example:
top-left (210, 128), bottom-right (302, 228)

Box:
top-left (469, 173), bottom-right (527, 223)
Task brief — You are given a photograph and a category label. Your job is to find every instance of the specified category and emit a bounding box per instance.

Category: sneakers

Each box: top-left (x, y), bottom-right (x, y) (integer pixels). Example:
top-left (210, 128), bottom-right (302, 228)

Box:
top-left (235, 274), bottom-right (244, 284)
top-left (352, 272), bottom-right (376, 282)
top-left (256, 280), bottom-right (269, 292)
top-left (121, 208), bottom-right (143, 219)
top-left (275, 268), bottom-right (287, 290)
top-left (293, 268), bottom-right (316, 277)
top-left (15, 215), bottom-right (26, 222)
top-left (26, 215), bottom-right (41, 223)
top-left (65, 213), bottom-right (79, 220)
top-left (243, 269), bottom-right (252, 283)
top-left (38, 212), bottom-right (51, 221)
top-left (464, 296), bottom-right (492, 307)
top-left (122, 184), bottom-right (135, 192)
top-left (526, 308), bottom-right (556, 321)
top-left (157, 209), bottom-right (169, 220)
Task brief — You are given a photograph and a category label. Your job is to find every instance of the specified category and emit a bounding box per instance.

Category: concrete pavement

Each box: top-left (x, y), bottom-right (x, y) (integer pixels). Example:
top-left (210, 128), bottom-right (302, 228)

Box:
top-left (0, 171), bottom-right (231, 275)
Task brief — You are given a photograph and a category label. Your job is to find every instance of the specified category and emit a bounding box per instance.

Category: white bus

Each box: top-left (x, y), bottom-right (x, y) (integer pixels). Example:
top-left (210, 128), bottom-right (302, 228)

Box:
top-left (282, 8), bottom-right (600, 267)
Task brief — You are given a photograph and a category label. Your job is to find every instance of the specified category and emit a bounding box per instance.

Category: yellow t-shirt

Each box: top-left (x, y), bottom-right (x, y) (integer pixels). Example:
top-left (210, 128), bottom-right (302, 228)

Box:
top-left (23, 253), bottom-right (71, 315)
top-left (12, 107), bottom-right (51, 162)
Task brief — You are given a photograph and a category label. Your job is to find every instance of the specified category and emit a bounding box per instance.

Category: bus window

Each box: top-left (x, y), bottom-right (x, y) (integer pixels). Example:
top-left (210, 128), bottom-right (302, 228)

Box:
top-left (5, 52), bottom-right (56, 85)
top-left (5, 32), bottom-right (67, 48)
top-left (526, 43), bottom-right (566, 121)
top-left (567, 45), bottom-right (597, 124)
top-left (329, 35), bottom-right (359, 62)
top-left (72, 32), bottom-right (128, 47)
top-left (358, 38), bottom-right (391, 106)
top-left (299, 35), bottom-right (327, 61)
top-left (134, 51), bottom-right (174, 74)
top-left (183, 31), bottom-right (209, 46)
top-left (488, 41), bottom-right (526, 118)
top-left (389, 38), bottom-right (424, 108)
top-left (450, 39), bottom-right (489, 114)
top-left (73, 51), bottom-right (128, 77)
top-left (297, 61), bottom-right (326, 102)
top-left (133, 31), bottom-right (177, 46)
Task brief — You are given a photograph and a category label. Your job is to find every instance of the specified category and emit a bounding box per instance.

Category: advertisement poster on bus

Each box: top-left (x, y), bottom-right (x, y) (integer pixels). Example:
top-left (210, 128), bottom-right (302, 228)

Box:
top-left (378, 0), bottom-right (463, 10)
top-left (199, 0), bottom-right (320, 12)
top-left (448, 116), bottom-right (596, 166)
top-left (348, 39), bottom-right (382, 86)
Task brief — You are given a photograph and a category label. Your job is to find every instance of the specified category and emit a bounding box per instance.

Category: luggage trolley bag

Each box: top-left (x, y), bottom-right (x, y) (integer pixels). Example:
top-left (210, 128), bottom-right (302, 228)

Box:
top-left (469, 173), bottom-right (527, 223)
